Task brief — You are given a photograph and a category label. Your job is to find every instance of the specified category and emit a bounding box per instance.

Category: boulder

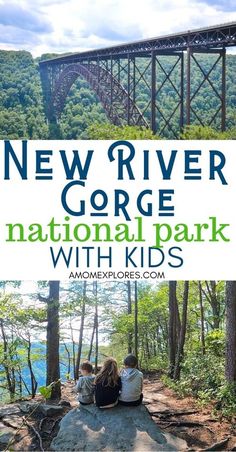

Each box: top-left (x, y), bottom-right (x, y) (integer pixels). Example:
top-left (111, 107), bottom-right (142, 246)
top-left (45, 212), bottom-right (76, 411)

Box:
top-left (1, 415), bottom-right (23, 429)
top-left (59, 400), bottom-right (71, 408)
top-left (18, 401), bottom-right (39, 414)
top-left (0, 404), bottom-right (20, 418)
top-left (39, 404), bottom-right (64, 416)
top-left (51, 404), bottom-right (187, 451)
top-left (0, 424), bottom-right (15, 448)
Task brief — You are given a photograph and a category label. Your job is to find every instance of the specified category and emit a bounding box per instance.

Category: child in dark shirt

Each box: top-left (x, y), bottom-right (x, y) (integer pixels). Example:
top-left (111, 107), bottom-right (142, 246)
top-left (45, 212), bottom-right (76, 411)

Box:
top-left (95, 357), bottom-right (121, 408)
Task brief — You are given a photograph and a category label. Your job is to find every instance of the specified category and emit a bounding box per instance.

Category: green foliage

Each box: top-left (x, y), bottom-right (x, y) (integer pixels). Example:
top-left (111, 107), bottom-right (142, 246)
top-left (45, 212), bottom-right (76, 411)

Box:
top-left (39, 379), bottom-right (61, 400)
top-left (0, 287), bottom-right (47, 402)
top-left (59, 82), bottom-right (107, 138)
top-left (223, 127), bottom-right (236, 139)
top-left (181, 125), bottom-right (224, 139)
top-left (110, 283), bottom-right (169, 369)
top-left (87, 123), bottom-right (160, 139)
top-left (162, 340), bottom-right (234, 416)
top-left (181, 125), bottom-right (236, 140)
top-left (0, 50), bottom-right (48, 139)
top-left (181, 352), bottom-right (224, 395)
top-left (107, 280), bottom-right (230, 417)
top-left (39, 383), bottom-right (53, 400)
top-left (162, 351), bottom-right (225, 404)
top-left (205, 330), bottom-right (225, 357)
top-left (214, 383), bottom-right (236, 417)
top-left (140, 355), bottom-right (168, 371)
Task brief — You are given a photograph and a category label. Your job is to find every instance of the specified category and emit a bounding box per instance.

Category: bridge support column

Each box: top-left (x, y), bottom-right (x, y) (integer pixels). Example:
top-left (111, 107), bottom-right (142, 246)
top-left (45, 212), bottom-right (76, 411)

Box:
top-left (186, 47), bottom-right (191, 126)
top-left (222, 48), bottom-right (226, 132)
top-left (151, 50), bottom-right (156, 134)
top-left (133, 57), bottom-right (136, 105)
top-left (180, 52), bottom-right (184, 131)
top-left (127, 54), bottom-right (131, 125)
top-left (40, 65), bottom-right (57, 126)
top-left (110, 56), bottom-right (113, 119)
top-left (117, 59), bottom-right (121, 84)
top-left (97, 57), bottom-right (100, 95)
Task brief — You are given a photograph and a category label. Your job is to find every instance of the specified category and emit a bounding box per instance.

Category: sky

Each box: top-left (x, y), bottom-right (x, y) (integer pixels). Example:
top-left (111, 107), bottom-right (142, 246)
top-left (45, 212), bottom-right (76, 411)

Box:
top-left (0, 0), bottom-right (235, 57)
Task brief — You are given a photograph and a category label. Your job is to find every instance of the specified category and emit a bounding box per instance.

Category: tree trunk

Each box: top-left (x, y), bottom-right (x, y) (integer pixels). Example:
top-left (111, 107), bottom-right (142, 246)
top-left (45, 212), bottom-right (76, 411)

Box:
top-left (0, 319), bottom-right (15, 400)
top-left (209, 281), bottom-right (221, 329)
top-left (94, 282), bottom-right (99, 374)
top-left (18, 369), bottom-right (23, 398)
top-left (27, 340), bottom-right (38, 398)
top-left (203, 281), bottom-right (221, 329)
top-left (168, 281), bottom-right (179, 378)
top-left (46, 281), bottom-right (61, 399)
top-left (174, 281), bottom-right (189, 380)
top-left (134, 281), bottom-right (138, 360)
top-left (127, 281), bottom-right (132, 353)
top-left (88, 282), bottom-right (99, 372)
top-left (63, 342), bottom-right (71, 378)
top-left (75, 281), bottom-right (86, 379)
top-left (69, 318), bottom-right (76, 381)
top-left (145, 332), bottom-right (150, 359)
top-left (88, 321), bottom-right (95, 362)
top-left (198, 281), bottom-right (206, 355)
top-left (153, 337), bottom-right (157, 356)
top-left (225, 281), bottom-right (236, 383)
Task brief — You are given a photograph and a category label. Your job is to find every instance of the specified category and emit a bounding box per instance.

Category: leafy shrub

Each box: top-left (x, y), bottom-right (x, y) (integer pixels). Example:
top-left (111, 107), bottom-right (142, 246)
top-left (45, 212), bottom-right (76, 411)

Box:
top-left (39, 383), bottom-right (53, 400)
top-left (181, 125), bottom-right (223, 139)
top-left (163, 351), bottom-right (225, 404)
top-left (205, 330), bottom-right (225, 357)
top-left (215, 383), bottom-right (236, 417)
top-left (181, 352), bottom-right (224, 395)
top-left (140, 355), bottom-right (168, 371)
top-left (87, 123), bottom-right (160, 139)
top-left (181, 124), bottom-right (236, 140)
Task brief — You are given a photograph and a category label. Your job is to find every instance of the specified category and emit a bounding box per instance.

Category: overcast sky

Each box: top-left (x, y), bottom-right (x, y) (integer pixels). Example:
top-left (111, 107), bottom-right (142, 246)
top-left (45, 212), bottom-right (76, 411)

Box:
top-left (0, 0), bottom-right (235, 57)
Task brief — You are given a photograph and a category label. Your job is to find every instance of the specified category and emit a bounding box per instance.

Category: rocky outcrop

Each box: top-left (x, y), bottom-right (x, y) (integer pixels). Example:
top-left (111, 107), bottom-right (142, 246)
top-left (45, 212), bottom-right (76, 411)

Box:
top-left (51, 404), bottom-right (187, 451)
top-left (0, 404), bottom-right (21, 418)
top-left (0, 423), bottom-right (15, 448)
top-left (39, 404), bottom-right (64, 416)
top-left (0, 401), bottom-right (66, 450)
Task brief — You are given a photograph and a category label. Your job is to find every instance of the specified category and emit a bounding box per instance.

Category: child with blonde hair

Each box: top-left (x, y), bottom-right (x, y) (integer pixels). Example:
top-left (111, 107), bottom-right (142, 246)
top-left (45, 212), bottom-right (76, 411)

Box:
top-left (95, 357), bottom-right (121, 408)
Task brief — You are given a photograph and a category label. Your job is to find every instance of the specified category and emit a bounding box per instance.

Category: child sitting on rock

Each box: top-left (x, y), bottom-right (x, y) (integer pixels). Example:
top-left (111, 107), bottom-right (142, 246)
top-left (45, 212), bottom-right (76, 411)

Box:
top-left (119, 354), bottom-right (143, 406)
top-left (76, 361), bottom-right (95, 405)
top-left (95, 357), bottom-right (122, 408)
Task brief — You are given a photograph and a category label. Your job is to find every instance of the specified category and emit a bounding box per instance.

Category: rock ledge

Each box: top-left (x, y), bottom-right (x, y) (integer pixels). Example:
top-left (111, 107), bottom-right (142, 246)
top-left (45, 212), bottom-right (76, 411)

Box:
top-left (51, 404), bottom-right (187, 451)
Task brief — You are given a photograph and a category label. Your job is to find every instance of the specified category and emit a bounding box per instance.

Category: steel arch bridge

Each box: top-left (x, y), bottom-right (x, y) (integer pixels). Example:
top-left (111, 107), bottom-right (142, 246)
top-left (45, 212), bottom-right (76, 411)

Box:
top-left (39, 22), bottom-right (236, 138)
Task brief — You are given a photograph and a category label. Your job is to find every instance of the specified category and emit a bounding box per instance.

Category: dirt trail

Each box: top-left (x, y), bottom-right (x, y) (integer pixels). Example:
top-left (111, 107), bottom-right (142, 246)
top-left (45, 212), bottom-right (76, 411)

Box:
top-left (143, 373), bottom-right (236, 451)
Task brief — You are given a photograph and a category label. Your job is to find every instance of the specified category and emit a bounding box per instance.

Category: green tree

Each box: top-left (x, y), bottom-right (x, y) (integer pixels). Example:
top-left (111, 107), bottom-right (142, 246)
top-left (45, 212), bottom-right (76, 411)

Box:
top-left (87, 123), bottom-right (160, 139)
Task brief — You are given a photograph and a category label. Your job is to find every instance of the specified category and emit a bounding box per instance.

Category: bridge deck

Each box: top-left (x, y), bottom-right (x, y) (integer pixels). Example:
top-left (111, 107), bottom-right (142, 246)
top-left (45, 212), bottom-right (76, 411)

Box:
top-left (39, 22), bottom-right (236, 66)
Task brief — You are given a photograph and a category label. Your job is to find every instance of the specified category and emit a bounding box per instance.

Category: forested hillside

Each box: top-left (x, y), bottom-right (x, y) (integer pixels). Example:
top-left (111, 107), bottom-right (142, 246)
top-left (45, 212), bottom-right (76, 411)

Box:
top-left (0, 50), bottom-right (235, 139)
top-left (0, 51), bottom-right (48, 139)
